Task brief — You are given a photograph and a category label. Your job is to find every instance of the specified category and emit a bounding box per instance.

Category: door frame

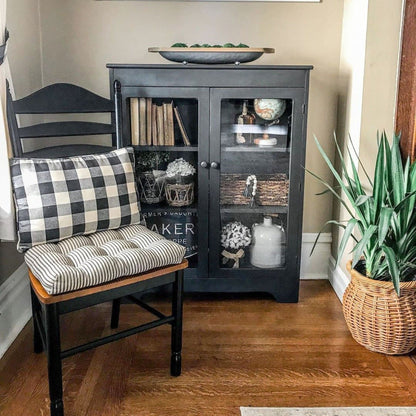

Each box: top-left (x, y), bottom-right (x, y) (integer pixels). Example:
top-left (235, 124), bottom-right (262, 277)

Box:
top-left (396, 0), bottom-right (416, 161)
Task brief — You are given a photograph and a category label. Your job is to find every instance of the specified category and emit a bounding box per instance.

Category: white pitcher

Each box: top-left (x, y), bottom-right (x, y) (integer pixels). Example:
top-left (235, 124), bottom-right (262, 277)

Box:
top-left (250, 216), bottom-right (284, 268)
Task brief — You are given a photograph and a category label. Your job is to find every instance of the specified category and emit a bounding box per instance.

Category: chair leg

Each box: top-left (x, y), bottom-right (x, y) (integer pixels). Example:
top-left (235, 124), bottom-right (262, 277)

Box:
top-left (171, 269), bottom-right (184, 377)
top-left (111, 298), bottom-right (121, 329)
top-left (44, 303), bottom-right (64, 416)
top-left (30, 285), bottom-right (43, 354)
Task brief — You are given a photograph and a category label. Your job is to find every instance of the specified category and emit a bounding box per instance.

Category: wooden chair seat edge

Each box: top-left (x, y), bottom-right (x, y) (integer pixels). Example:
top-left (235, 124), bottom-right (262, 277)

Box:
top-left (29, 259), bottom-right (188, 305)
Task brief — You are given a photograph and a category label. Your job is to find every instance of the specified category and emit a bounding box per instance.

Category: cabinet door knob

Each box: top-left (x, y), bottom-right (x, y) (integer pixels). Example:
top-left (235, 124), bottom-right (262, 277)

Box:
top-left (200, 161), bottom-right (208, 168)
top-left (210, 161), bottom-right (220, 169)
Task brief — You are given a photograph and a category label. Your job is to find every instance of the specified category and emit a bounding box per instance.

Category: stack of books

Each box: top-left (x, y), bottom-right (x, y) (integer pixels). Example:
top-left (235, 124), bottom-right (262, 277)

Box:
top-left (130, 98), bottom-right (191, 146)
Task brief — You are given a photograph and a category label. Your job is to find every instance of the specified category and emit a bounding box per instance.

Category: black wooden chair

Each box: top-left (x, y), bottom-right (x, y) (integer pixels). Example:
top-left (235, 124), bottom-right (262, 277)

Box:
top-left (29, 258), bottom-right (187, 416)
top-left (6, 80), bottom-right (120, 158)
top-left (7, 80), bottom-right (188, 416)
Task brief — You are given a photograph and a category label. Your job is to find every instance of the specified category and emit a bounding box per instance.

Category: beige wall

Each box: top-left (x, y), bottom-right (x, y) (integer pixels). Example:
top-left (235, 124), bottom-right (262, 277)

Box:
top-left (8, 0), bottom-right (42, 97)
top-left (38, 0), bottom-right (345, 233)
top-left (360, 0), bottom-right (403, 170)
top-left (333, 0), bottom-right (403, 274)
top-left (1, 0), bottom-right (42, 286)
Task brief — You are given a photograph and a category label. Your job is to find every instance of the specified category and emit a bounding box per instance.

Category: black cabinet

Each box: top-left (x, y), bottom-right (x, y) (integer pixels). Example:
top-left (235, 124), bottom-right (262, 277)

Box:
top-left (107, 64), bottom-right (312, 301)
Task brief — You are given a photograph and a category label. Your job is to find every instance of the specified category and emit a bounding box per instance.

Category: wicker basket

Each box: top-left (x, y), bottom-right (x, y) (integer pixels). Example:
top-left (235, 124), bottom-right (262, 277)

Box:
top-left (165, 182), bottom-right (194, 207)
top-left (343, 261), bottom-right (416, 355)
top-left (220, 174), bottom-right (289, 206)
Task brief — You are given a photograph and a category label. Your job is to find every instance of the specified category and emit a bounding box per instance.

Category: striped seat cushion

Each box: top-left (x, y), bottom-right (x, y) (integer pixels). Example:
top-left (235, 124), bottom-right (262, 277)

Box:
top-left (24, 224), bottom-right (186, 295)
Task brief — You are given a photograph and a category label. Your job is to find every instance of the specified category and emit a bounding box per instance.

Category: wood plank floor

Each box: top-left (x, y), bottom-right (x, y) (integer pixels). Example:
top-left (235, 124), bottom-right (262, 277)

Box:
top-left (1, 280), bottom-right (416, 416)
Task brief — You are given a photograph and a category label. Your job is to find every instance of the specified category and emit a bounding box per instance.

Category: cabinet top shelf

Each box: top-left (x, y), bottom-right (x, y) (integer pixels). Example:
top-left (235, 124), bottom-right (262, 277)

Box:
top-left (224, 123), bottom-right (288, 135)
top-left (107, 64), bottom-right (314, 70)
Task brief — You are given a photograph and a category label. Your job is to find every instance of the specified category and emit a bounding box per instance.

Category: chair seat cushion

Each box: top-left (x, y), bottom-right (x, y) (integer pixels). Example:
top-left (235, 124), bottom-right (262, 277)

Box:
top-left (24, 224), bottom-right (186, 295)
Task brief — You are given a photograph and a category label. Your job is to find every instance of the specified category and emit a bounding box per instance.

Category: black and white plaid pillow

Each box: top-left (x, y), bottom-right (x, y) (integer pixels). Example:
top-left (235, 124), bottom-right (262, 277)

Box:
top-left (10, 147), bottom-right (141, 251)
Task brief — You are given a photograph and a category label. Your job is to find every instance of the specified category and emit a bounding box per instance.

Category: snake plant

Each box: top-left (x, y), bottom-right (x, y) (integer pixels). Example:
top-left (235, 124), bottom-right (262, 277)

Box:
top-left (308, 132), bottom-right (416, 295)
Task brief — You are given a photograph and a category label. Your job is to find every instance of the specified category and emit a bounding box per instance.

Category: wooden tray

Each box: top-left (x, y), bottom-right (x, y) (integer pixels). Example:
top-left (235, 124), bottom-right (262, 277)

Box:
top-left (148, 47), bottom-right (275, 65)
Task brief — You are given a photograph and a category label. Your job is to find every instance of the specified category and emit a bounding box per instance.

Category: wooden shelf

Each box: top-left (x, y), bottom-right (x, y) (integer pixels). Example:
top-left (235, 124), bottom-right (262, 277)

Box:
top-left (133, 145), bottom-right (198, 152)
top-left (222, 145), bottom-right (289, 153)
top-left (223, 123), bottom-right (288, 135)
top-left (220, 205), bottom-right (288, 214)
top-left (141, 201), bottom-right (198, 213)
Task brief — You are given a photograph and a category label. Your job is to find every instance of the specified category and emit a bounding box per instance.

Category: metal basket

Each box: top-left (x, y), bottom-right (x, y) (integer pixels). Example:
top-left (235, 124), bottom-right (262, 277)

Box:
top-left (137, 172), bottom-right (166, 204)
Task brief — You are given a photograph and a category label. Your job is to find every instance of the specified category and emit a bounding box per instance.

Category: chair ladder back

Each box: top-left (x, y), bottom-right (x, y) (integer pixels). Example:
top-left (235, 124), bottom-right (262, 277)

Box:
top-left (6, 80), bottom-right (24, 157)
top-left (114, 80), bottom-right (123, 149)
top-left (6, 81), bottom-right (120, 157)
top-left (12, 83), bottom-right (114, 114)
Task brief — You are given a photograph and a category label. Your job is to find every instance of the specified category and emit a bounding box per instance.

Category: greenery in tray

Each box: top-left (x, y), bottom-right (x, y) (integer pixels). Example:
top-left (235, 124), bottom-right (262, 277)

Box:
top-left (135, 151), bottom-right (169, 173)
top-left (171, 43), bottom-right (250, 48)
top-left (309, 132), bottom-right (416, 295)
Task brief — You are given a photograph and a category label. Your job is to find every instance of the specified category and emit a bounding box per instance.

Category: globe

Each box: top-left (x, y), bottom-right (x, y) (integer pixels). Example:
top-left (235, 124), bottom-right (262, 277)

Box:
top-left (254, 98), bottom-right (286, 121)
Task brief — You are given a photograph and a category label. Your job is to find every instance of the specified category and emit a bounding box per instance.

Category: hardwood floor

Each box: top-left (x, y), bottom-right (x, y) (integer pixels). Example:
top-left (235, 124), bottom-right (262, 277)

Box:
top-left (1, 280), bottom-right (416, 416)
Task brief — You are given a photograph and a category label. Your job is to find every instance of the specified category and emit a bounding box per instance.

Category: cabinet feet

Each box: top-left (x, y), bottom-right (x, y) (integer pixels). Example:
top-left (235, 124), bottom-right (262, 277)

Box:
top-left (50, 400), bottom-right (64, 416)
top-left (270, 291), bottom-right (299, 303)
top-left (170, 352), bottom-right (182, 377)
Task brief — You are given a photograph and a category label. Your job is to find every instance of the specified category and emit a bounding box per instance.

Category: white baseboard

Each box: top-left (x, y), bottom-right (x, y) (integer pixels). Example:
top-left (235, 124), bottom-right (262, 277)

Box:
top-left (328, 256), bottom-right (350, 302)
top-left (300, 233), bottom-right (332, 279)
top-left (0, 263), bottom-right (31, 359)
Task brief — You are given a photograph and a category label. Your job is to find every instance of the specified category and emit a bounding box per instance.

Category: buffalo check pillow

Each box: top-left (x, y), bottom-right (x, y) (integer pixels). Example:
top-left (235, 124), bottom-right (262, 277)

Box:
top-left (10, 147), bottom-right (141, 251)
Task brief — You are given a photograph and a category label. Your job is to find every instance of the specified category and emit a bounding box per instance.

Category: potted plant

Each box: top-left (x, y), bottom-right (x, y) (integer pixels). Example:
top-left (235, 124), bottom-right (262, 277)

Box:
top-left (166, 158), bottom-right (196, 184)
top-left (135, 151), bottom-right (169, 204)
top-left (310, 132), bottom-right (416, 355)
top-left (165, 158), bottom-right (196, 206)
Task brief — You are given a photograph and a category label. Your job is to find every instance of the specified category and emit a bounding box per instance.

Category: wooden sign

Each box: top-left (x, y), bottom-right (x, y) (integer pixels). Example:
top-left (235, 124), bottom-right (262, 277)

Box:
top-left (142, 210), bottom-right (197, 258)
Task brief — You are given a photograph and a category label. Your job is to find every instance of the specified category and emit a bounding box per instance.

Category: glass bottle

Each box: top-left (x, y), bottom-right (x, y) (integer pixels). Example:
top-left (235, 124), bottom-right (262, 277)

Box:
top-left (235, 100), bottom-right (255, 145)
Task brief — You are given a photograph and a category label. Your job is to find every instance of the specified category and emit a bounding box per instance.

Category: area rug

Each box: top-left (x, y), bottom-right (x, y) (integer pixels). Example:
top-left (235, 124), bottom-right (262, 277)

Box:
top-left (240, 408), bottom-right (416, 416)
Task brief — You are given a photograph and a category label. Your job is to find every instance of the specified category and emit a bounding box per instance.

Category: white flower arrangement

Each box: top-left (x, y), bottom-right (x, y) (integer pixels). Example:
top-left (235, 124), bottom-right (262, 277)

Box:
top-left (221, 221), bottom-right (252, 250)
top-left (166, 158), bottom-right (196, 178)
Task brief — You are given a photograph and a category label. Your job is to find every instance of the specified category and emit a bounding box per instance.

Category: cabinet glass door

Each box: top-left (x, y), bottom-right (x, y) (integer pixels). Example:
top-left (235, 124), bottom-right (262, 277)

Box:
top-left (209, 88), bottom-right (305, 278)
top-left (122, 87), bottom-right (210, 278)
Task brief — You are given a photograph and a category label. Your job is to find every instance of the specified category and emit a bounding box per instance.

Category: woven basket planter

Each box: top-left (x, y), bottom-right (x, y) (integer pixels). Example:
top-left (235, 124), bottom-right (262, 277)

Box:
top-left (343, 261), bottom-right (416, 355)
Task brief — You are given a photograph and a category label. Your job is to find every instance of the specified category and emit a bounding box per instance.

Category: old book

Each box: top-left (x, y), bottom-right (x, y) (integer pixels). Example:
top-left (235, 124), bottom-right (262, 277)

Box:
top-left (130, 98), bottom-right (139, 146)
top-left (173, 105), bottom-right (191, 146)
top-left (156, 104), bottom-right (164, 146)
top-left (167, 102), bottom-right (175, 146)
top-left (163, 103), bottom-right (170, 146)
top-left (152, 103), bottom-right (157, 145)
top-left (146, 98), bottom-right (152, 145)
top-left (139, 98), bottom-right (147, 145)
